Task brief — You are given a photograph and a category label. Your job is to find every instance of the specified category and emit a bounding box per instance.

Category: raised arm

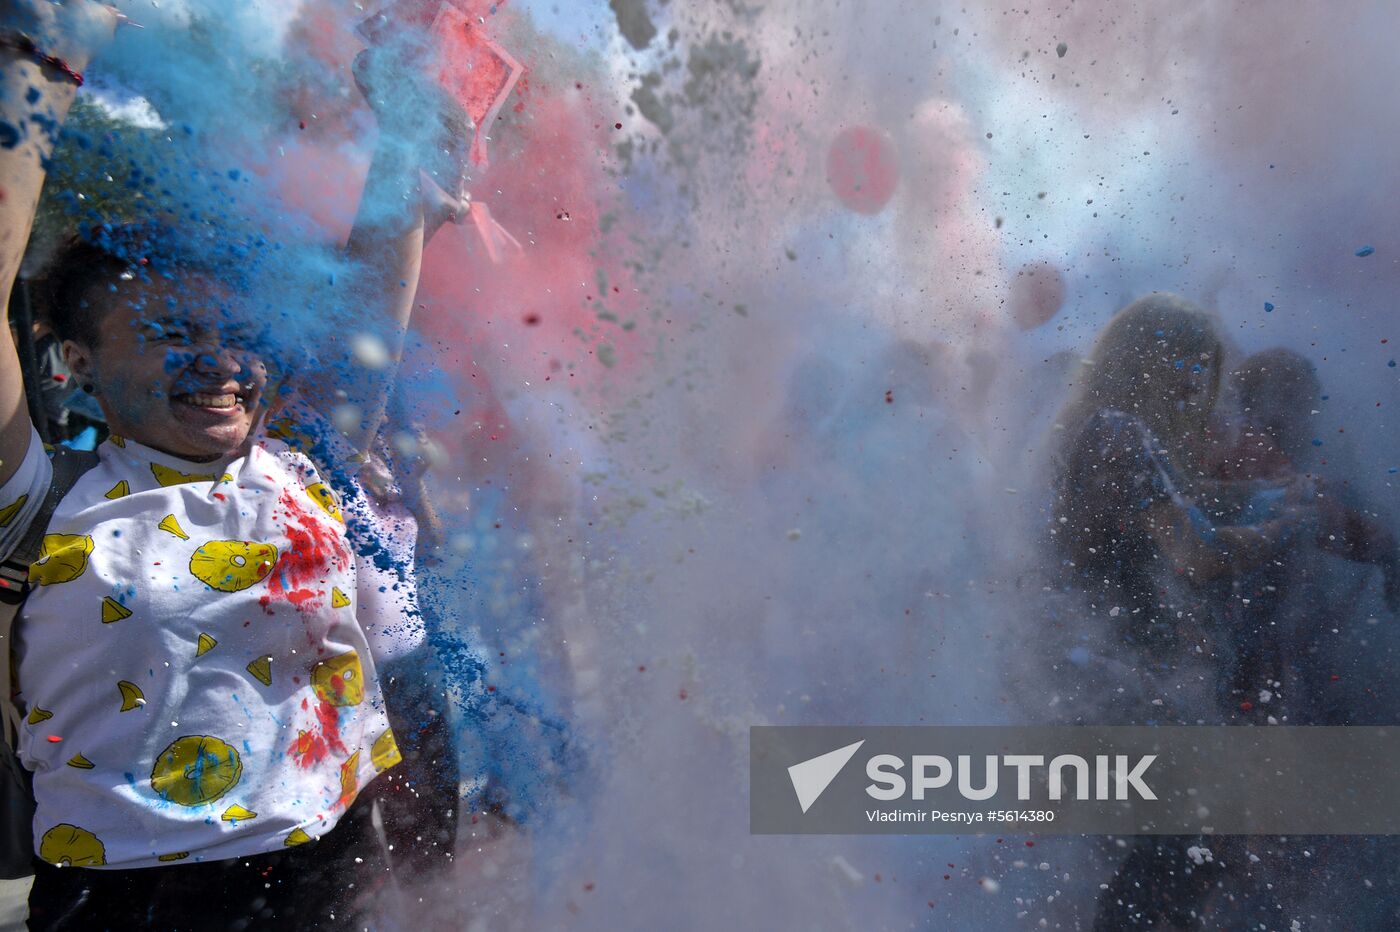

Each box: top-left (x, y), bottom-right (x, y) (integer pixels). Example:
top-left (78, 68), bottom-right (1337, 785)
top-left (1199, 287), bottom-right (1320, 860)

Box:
top-left (0, 1), bottom-right (117, 484)
top-left (289, 47), bottom-right (469, 455)
top-left (1142, 497), bottom-right (1309, 581)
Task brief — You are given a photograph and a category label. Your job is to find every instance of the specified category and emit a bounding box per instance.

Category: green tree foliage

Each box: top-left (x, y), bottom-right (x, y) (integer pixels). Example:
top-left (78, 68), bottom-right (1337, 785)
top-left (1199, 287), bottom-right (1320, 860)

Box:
top-left (25, 97), bottom-right (170, 276)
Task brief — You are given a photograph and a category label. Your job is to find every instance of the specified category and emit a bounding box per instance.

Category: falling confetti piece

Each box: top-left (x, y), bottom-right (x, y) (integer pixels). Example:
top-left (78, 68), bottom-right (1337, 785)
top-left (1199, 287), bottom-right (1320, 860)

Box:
top-left (1356, 245), bottom-right (1375, 257)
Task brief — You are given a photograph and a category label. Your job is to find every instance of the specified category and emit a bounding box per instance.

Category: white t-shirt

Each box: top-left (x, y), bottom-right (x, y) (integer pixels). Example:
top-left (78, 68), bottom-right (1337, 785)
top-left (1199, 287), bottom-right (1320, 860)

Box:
top-left (0, 426), bottom-right (401, 869)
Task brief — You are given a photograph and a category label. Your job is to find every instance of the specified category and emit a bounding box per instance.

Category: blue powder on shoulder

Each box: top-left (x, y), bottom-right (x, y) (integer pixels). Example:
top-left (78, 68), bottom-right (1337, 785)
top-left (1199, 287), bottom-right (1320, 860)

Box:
top-left (0, 121), bottom-right (22, 149)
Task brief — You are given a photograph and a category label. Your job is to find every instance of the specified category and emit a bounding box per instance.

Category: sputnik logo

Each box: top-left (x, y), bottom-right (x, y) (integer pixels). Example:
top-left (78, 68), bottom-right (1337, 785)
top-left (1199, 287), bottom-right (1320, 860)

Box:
top-left (788, 740), bottom-right (865, 813)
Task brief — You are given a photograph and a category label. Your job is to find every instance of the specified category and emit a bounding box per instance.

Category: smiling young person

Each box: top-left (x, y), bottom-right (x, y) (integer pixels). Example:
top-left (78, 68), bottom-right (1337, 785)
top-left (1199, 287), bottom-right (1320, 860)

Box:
top-left (0, 2), bottom-right (468, 927)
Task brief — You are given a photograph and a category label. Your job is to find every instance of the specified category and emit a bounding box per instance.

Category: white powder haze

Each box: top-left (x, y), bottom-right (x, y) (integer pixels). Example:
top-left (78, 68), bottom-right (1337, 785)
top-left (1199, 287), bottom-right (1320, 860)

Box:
top-left (27, 1), bottom-right (1400, 928)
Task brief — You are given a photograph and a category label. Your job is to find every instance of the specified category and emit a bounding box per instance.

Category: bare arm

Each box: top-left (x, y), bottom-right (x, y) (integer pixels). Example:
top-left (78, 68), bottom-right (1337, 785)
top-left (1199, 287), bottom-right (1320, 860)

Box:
top-left (1143, 499), bottom-right (1302, 581)
top-left (0, 2), bottom-right (117, 484)
top-left (289, 50), bottom-right (467, 455)
top-left (0, 4), bottom-right (116, 483)
top-left (319, 144), bottom-right (427, 454)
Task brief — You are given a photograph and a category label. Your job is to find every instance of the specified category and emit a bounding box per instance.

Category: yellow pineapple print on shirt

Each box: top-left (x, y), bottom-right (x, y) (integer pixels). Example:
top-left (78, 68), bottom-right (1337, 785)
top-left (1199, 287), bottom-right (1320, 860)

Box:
top-left (150, 463), bottom-right (228, 487)
top-left (29, 534), bottom-right (93, 586)
top-left (158, 514), bottom-right (190, 540)
top-left (265, 415), bottom-right (313, 450)
top-left (284, 827), bottom-right (314, 847)
top-left (39, 824), bottom-right (105, 867)
top-left (371, 728), bottom-right (402, 772)
top-left (338, 751), bottom-right (360, 805)
top-left (0, 494), bottom-right (28, 528)
top-left (311, 652), bottom-right (364, 706)
top-left (221, 804), bottom-right (257, 823)
top-left (101, 596), bottom-right (132, 623)
top-left (117, 680), bottom-right (145, 712)
top-left (150, 735), bottom-right (243, 807)
top-left (306, 483), bottom-right (344, 524)
top-left (189, 541), bottom-right (278, 592)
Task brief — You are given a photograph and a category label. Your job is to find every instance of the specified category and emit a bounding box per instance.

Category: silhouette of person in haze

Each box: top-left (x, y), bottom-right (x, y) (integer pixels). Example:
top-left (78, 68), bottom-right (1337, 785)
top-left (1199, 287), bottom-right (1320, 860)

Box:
top-left (1207, 348), bottom-right (1400, 723)
top-left (1044, 296), bottom-right (1320, 929)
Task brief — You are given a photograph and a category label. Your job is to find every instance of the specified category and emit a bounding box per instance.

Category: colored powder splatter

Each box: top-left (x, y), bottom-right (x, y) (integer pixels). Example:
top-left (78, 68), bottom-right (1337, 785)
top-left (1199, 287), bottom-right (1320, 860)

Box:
top-left (264, 488), bottom-right (351, 611)
top-left (287, 698), bottom-right (347, 767)
top-left (825, 125), bottom-right (899, 214)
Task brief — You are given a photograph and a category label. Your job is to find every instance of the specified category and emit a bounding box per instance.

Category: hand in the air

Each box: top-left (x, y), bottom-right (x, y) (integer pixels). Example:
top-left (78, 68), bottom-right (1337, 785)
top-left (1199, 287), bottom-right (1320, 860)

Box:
top-left (4, 0), bottom-right (124, 69)
top-left (351, 46), bottom-right (474, 199)
top-left (421, 170), bottom-right (471, 239)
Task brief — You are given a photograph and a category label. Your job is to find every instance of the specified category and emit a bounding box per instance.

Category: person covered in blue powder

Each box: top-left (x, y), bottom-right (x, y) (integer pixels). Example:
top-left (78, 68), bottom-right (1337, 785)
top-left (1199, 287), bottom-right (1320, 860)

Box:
top-left (0, 1), bottom-right (474, 927)
top-left (1044, 295), bottom-right (1320, 930)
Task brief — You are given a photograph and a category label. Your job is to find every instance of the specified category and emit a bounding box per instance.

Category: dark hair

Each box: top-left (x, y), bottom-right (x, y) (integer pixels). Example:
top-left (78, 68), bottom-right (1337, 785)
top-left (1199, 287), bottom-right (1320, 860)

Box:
top-left (37, 223), bottom-right (233, 347)
top-left (38, 236), bottom-right (138, 346)
top-left (1232, 348), bottom-right (1319, 411)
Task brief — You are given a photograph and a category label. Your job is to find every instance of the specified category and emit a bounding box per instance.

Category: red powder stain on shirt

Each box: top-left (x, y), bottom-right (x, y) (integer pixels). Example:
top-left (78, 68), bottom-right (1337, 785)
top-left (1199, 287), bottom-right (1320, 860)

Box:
top-left (287, 699), bottom-right (348, 768)
top-left (315, 699), bottom-right (347, 755)
top-left (289, 728), bottom-right (328, 767)
top-left (212, 492), bottom-right (226, 502)
top-left (285, 588), bottom-right (323, 609)
top-left (337, 756), bottom-right (358, 810)
top-left (264, 489), bottom-right (349, 613)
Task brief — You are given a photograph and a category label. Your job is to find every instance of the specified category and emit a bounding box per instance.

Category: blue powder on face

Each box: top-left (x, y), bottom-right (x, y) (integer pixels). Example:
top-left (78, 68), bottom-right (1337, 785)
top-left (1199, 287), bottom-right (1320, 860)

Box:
top-left (0, 121), bottom-right (21, 149)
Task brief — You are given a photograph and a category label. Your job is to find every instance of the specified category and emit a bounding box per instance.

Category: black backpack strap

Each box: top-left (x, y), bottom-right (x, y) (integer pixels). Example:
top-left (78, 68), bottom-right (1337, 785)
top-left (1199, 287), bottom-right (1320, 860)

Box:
top-left (0, 445), bottom-right (100, 748)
